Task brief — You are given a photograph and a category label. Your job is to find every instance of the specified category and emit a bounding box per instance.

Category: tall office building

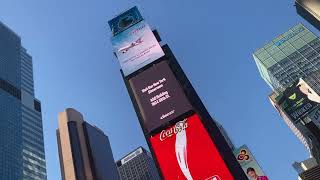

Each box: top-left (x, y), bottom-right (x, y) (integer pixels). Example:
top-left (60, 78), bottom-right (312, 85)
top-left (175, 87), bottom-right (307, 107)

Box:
top-left (295, 0), bottom-right (320, 31)
top-left (56, 108), bottom-right (120, 180)
top-left (116, 147), bottom-right (160, 180)
top-left (253, 24), bottom-right (320, 163)
top-left (253, 23), bottom-right (320, 93)
top-left (0, 22), bottom-right (47, 179)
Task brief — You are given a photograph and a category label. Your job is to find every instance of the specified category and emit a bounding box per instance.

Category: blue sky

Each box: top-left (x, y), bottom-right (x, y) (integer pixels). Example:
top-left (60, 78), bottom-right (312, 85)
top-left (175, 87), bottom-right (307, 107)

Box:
top-left (0, 0), bottom-right (317, 179)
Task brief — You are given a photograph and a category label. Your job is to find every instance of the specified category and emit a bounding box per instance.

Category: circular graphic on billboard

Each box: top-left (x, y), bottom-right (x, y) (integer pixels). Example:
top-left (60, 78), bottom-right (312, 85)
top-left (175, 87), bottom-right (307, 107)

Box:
top-left (237, 149), bottom-right (250, 162)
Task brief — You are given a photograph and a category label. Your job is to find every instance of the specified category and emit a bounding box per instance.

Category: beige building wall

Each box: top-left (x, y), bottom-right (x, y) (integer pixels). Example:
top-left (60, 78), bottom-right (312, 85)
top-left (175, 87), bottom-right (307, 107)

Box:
top-left (57, 108), bottom-right (93, 180)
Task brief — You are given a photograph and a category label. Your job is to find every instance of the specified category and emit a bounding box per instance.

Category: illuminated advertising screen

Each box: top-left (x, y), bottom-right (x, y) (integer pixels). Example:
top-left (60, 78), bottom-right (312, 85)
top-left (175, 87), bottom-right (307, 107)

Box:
top-left (233, 145), bottom-right (267, 180)
top-left (277, 78), bottom-right (320, 123)
top-left (129, 61), bottom-right (192, 133)
top-left (149, 114), bottom-right (234, 180)
top-left (108, 6), bottom-right (143, 36)
top-left (111, 20), bottom-right (165, 76)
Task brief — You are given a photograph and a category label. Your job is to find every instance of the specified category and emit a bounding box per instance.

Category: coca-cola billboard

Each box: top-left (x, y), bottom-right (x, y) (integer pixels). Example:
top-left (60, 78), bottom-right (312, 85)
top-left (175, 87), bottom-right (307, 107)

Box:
top-left (150, 114), bottom-right (234, 180)
top-left (129, 61), bottom-right (192, 133)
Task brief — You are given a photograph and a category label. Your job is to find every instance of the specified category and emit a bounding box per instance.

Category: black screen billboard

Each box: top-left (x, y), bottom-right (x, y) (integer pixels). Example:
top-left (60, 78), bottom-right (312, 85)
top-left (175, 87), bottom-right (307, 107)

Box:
top-left (277, 78), bottom-right (320, 123)
top-left (129, 61), bottom-right (192, 133)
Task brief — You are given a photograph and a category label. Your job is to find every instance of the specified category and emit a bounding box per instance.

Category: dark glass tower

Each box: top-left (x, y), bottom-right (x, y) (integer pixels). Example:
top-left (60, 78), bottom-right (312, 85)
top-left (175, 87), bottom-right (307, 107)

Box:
top-left (0, 22), bottom-right (47, 179)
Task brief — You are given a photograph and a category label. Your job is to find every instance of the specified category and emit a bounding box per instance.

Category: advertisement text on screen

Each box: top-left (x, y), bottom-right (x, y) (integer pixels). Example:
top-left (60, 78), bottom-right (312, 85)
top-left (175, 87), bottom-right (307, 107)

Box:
top-left (128, 61), bottom-right (192, 133)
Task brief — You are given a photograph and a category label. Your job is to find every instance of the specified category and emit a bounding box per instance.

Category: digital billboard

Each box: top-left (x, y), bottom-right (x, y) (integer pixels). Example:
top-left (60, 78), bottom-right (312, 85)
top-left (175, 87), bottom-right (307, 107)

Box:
top-left (233, 145), bottom-right (267, 180)
top-left (108, 6), bottom-right (143, 36)
top-left (112, 20), bottom-right (165, 76)
top-left (129, 61), bottom-right (192, 133)
top-left (277, 78), bottom-right (320, 123)
top-left (149, 114), bottom-right (234, 180)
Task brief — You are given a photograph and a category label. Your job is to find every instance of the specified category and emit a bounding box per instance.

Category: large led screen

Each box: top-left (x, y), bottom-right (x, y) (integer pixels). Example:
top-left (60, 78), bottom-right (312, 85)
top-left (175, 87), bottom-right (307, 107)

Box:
top-left (277, 78), bottom-right (320, 123)
top-left (129, 61), bottom-right (192, 133)
top-left (112, 20), bottom-right (165, 76)
top-left (149, 114), bottom-right (234, 180)
top-left (108, 6), bottom-right (143, 36)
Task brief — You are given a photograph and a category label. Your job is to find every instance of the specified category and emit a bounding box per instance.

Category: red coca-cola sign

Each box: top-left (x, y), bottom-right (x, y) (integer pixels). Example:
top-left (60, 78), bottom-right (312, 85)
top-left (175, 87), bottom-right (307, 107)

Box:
top-left (150, 114), bottom-right (234, 180)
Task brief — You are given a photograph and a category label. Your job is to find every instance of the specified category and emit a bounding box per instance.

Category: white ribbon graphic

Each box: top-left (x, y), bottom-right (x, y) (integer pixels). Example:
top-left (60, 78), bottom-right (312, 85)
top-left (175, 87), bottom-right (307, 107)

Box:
top-left (175, 127), bottom-right (193, 180)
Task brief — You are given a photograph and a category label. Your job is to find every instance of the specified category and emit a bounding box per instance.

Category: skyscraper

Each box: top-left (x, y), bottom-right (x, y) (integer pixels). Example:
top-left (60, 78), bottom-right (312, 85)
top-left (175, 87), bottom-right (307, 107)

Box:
top-left (56, 108), bottom-right (120, 180)
top-left (116, 147), bottom-right (160, 180)
top-left (295, 0), bottom-right (320, 31)
top-left (0, 21), bottom-right (47, 179)
top-left (253, 23), bottom-right (320, 93)
top-left (253, 23), bottom-right (320, 163)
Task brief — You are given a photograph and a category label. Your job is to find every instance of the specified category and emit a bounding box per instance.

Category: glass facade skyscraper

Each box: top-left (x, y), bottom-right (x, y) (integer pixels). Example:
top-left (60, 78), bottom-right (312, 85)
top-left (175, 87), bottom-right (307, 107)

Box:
top-left (254, 23), bottom-right (320, 163)
top-left (253, 23), bottom-right (320, 93)
top-left (0, 22), bottom-right (47, 179)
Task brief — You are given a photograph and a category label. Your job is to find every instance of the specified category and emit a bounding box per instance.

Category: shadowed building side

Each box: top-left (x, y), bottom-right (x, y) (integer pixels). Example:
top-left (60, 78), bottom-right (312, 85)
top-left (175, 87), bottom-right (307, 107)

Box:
top-left (295, 0), bottom-right (320, 31)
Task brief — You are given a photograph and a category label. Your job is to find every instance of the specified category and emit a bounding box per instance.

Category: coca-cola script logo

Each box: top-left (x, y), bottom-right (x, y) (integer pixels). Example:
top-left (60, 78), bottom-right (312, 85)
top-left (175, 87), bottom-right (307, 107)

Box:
top-left (160, 120), bottom-right (188, 141)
